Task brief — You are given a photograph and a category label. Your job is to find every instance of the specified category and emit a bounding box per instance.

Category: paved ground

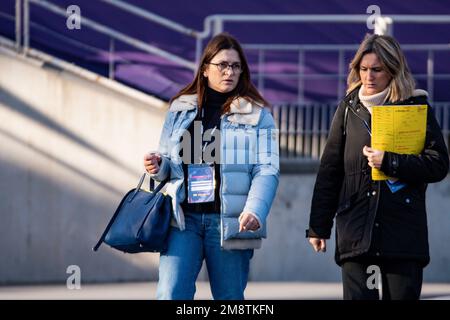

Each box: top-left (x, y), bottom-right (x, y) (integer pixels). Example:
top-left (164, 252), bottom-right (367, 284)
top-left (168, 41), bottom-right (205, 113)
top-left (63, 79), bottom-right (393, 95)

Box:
top-left (1, 282), bottom-right (450, 300)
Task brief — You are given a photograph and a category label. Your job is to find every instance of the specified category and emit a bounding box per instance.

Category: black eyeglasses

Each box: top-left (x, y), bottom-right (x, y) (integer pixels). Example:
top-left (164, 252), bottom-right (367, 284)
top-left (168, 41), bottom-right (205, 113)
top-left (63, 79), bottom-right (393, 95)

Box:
top-left (208, 62), bottom-right (242, 73)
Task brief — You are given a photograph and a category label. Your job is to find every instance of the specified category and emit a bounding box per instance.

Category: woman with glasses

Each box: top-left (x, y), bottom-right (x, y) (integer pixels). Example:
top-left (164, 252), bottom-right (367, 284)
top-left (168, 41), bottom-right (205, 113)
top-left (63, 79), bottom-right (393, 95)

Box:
top-left (307, 34), bottom-right (449, 300)
top-left (143, 33), bottom-right (279, 299)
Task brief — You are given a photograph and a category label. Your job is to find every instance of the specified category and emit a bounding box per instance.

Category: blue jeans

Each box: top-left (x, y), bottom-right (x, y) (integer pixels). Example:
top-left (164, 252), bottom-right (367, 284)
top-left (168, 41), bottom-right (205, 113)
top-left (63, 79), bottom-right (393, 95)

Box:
top-left (156, 212), bottom-right (254, 300)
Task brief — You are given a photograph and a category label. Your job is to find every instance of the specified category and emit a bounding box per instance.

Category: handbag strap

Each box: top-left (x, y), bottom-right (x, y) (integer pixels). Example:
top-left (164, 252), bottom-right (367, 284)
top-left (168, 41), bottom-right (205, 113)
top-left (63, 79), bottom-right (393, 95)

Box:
top-left (137, 172), bottom-right (155, 191)
top-left (92, 174), bottom-right (168, 251)
top-left (129, 173), bottom-right (166, 202)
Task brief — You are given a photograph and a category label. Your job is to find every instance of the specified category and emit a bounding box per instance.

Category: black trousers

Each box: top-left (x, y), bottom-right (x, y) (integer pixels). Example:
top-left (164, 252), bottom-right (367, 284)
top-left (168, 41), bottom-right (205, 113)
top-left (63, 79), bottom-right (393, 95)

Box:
top-left (341, 258), bottom-right (423, 300)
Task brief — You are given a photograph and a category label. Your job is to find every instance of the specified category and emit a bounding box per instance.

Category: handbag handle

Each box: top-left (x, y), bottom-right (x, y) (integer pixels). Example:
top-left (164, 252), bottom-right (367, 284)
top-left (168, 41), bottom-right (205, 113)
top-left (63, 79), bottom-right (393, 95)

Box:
top-left (135, 172), bottom-right (154, 192)
top-left (93, 174), bottom-right (169, 251)
top-left (129, 173), bottom-right (167, 202)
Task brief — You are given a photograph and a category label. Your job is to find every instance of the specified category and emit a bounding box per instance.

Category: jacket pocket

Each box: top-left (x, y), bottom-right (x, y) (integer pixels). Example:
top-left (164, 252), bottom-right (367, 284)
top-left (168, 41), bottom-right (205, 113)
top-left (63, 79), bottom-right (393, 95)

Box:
top-left (222, 217), bottom-right (266, 240)
top-left (335, 191), bottom-right (367, 254)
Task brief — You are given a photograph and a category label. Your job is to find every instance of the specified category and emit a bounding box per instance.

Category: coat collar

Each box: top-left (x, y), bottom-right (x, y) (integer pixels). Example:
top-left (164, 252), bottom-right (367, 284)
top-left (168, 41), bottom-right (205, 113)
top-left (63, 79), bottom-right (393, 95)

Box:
top-left (169, 94), bottom-right (263, 126)
top-left (344, 86), bottom-right (429, 109)
top-left (412, 89), bottom-right (428, 98)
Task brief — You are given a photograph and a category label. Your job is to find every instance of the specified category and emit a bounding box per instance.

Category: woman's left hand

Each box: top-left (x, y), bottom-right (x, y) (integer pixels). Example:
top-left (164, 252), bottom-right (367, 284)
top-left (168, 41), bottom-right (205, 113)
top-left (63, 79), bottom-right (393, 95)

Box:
top-left (239, 212), bottom-right (260, 232)
top-left (363, 146), bottom-right (385, 169)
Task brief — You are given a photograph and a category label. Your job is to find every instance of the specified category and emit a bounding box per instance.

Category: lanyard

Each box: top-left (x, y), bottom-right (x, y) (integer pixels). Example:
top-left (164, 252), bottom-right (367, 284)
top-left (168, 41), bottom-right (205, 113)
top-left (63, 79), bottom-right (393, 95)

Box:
top-left (199, 107), bottom-right (217, 164)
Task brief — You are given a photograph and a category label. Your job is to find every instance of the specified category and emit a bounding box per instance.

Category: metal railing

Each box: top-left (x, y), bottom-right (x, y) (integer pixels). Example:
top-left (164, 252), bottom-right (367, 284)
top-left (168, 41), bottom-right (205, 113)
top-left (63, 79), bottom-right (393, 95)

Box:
top-left (12, 0), bottom-right (209, 78)
top-left (209, 14), bottom-right (450, 104)
top-left (98, 0), bottom-right (214, 65)
top-left (243, 43), bottom-right (450, 105)
top-left (7, 3), bottom-right (450, 103)
top-left (273, 103), bottom-right (336, 159)
top-left (434, 102), bottom-right (450, 152)
top-left (4, 3), bottom-right (450, 160)
top-left (207, 14), bottom-right (450, 35)
top-left (206, 14), bottom-right (450, 155)
top-left (274, 102), bottom-right (450, 160)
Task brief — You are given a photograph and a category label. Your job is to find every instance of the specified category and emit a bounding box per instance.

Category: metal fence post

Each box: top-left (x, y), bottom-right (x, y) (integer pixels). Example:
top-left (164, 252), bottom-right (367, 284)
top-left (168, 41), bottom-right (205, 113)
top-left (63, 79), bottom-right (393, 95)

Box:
top-left (298, 50), bottom-right (305, 104)
top-left (109, 38), bottom-right (115, 79)
top-left (337, 49), bottom-right (344, 101)
top-left (257, 49), bottom-right (265, 96)
top-left (427, 50), bottom-right (434, 104)
top-left (15, 0), bottom-right (22, 51)
top-left (23, 0), bottom-right (29, 54)
top-left (195, 37), bottom-right (202, 67)
top-left (212, 17), bottom-right (223, 36)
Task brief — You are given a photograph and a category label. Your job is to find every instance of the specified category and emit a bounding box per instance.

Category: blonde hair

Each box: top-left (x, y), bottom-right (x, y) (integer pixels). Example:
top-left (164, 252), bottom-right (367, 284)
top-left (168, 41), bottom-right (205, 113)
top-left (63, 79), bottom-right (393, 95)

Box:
top-left (347, 34), bottom-right (416, 102)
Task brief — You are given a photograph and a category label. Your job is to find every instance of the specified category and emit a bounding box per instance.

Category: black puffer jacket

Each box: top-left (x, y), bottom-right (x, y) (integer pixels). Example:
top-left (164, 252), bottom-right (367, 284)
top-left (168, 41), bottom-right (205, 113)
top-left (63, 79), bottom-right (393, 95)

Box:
top-left (307, 87), bottom-right (449, 266)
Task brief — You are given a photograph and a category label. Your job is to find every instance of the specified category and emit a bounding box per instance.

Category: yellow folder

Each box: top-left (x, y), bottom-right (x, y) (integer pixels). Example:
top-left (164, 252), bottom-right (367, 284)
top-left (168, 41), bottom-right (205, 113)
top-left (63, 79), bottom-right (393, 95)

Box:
top-left (371, 105), bottom-right (427, 180)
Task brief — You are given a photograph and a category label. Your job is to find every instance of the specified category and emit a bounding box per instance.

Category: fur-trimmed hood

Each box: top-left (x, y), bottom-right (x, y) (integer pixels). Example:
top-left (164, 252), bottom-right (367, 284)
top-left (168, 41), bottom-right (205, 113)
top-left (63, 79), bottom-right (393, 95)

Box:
top-left (412, 89), bottom-right (428, 97)
top-left (168, 94), bottom-right (264, 126)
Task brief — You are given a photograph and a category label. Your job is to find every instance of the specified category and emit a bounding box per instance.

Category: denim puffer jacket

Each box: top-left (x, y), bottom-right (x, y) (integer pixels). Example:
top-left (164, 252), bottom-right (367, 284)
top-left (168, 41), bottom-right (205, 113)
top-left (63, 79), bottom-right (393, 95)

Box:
top-left (150, 94), bottom-right (279, 250)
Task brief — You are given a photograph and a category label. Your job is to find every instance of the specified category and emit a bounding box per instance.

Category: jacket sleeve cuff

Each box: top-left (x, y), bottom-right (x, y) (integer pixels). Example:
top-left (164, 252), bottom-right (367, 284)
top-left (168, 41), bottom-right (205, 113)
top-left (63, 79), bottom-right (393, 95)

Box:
top-left (381, 151), bottom-right (400, 177)
top-left (306, 226), bottom-right (330, 239)
top-left (148, 155), bottom-right (170, 181)
top-left (239, 212), bottom-right (263, 231)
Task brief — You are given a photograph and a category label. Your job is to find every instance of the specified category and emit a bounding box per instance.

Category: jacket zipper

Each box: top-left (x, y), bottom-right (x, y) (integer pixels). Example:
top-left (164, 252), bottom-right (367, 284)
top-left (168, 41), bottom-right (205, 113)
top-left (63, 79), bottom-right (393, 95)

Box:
top-left (219, 114), bottom-right (225, 248)
top-left (347, 99), bottom-right (380, 254)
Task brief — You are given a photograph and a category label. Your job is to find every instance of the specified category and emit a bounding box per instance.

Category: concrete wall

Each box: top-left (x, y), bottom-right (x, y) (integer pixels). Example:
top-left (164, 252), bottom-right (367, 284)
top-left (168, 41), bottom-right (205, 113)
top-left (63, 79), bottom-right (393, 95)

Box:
top-left (0, 49), bottom-right (167, 284)
top-left (1, 48), bottom-right (449, 285)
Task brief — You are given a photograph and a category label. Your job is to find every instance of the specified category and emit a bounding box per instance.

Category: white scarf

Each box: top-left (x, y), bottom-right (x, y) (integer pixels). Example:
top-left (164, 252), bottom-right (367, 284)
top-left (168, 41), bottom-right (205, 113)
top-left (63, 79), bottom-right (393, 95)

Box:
top-left (358, 85), bottom-right (389, 114)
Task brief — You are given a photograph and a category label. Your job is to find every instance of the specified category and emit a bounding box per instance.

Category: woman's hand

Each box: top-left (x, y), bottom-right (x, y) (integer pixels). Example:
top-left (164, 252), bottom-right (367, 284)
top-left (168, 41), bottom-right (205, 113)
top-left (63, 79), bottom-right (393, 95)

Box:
top-left (239, 212), bottom-right (260, 232)
top-left (144, 152), bottom-right (161, 174)
top-left (309, 238), bottom-right (327, 252)
top-left (363, 146), bottom-right (384, 169)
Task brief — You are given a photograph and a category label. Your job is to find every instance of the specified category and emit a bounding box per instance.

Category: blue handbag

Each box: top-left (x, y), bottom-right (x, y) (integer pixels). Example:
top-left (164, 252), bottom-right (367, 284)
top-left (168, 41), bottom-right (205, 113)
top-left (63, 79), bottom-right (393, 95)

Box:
top-left (93, 174), bottom-right (172, 253)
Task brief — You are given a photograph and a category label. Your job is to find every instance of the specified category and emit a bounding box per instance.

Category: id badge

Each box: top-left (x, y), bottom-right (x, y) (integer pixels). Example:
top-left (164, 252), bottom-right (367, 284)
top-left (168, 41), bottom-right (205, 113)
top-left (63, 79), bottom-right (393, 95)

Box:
top-left (187, 164), bottom-right (215, 203)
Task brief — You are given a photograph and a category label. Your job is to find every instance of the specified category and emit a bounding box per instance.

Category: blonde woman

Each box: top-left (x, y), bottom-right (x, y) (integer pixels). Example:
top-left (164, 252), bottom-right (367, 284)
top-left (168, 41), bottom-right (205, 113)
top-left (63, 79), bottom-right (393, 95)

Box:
top-left (307, 34), bottom-right (449, 300)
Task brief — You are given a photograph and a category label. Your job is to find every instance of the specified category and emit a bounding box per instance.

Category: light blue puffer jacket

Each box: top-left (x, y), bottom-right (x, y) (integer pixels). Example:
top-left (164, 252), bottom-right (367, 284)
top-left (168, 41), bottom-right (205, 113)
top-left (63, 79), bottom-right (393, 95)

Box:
top-left (150, 94), bottom-right (279, 249)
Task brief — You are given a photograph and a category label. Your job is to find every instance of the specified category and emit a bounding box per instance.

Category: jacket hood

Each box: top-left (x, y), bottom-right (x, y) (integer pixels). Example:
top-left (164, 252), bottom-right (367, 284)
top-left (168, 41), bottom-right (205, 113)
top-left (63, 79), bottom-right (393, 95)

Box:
top-left (168, 94), bottom-right (264, 126)
top-left (412, 89), bottom-right (428, 97)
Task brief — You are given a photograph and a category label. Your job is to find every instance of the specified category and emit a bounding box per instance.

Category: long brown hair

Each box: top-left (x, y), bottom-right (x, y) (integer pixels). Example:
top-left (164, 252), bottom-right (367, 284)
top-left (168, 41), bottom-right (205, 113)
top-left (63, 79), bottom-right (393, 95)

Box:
top-left (347, 34), bottom-right (416, 102)
top-left (170, 32), bottom-right (269, 113)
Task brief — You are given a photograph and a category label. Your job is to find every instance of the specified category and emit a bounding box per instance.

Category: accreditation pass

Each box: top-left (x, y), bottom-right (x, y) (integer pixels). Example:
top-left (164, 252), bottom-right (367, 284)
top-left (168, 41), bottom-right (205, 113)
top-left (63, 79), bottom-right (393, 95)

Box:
top-left (187, 164), bottom-right (215, 203)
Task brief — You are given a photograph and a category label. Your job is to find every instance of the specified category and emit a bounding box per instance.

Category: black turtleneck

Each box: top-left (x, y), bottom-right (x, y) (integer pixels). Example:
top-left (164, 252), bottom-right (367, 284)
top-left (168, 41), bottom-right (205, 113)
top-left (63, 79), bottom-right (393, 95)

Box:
top-left (202, 86), bottom-right (232, 131)
top-left (181, 87), bottom-right (233, 213)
